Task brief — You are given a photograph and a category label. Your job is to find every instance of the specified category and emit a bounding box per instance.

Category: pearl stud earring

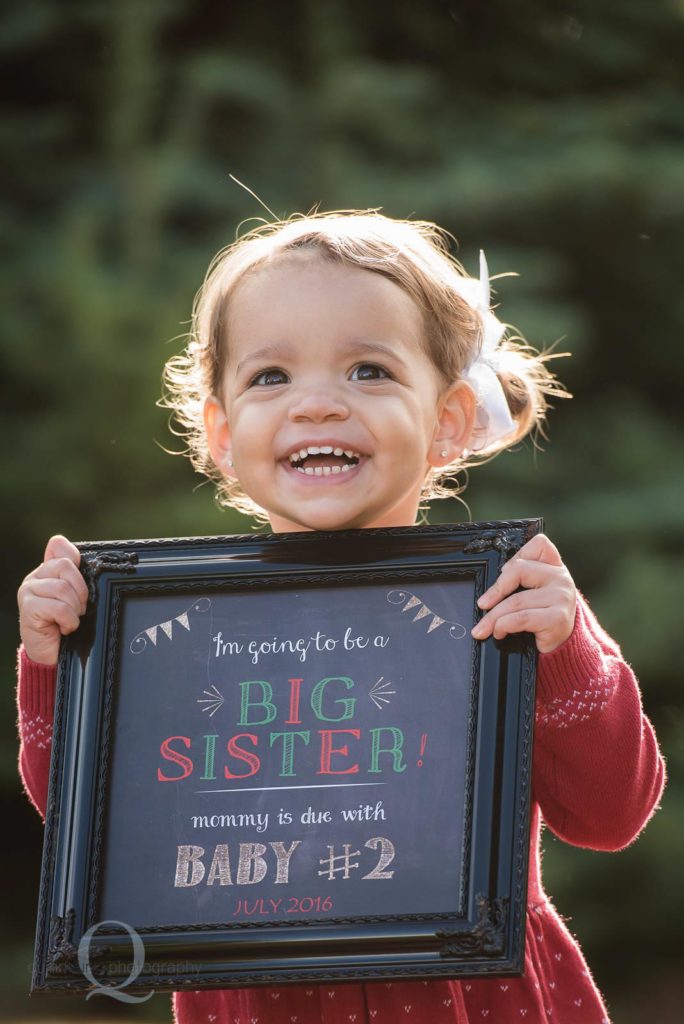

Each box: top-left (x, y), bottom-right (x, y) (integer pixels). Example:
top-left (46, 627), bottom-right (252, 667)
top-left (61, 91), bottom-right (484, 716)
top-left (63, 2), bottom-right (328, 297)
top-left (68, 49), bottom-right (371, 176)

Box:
top-left (440, 450), bottom-right (448, 458)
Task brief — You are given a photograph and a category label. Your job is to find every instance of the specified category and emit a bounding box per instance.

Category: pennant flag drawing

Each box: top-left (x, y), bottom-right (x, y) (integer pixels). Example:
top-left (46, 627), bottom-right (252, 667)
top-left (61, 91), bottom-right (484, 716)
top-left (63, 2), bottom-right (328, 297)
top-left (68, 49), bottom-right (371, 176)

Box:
top-left (386, 590), bottom-right (466, 640)
top-left (130, 597), bottom-right (211, 655)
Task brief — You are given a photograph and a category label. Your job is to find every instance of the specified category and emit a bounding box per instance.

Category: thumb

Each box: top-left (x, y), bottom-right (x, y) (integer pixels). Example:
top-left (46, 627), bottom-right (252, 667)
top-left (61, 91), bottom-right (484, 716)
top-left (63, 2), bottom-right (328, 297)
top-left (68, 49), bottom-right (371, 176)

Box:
top-left (44, 534), bottom-right (81, 566)
top-left (511, 533), bottom-right (563, 568)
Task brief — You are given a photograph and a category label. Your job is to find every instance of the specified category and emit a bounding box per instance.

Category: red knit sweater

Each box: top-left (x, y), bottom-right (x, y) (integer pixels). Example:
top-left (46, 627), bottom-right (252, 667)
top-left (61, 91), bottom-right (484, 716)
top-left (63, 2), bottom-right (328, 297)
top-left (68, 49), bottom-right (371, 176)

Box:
top-left (17, 594), bottom-right (665, 1024)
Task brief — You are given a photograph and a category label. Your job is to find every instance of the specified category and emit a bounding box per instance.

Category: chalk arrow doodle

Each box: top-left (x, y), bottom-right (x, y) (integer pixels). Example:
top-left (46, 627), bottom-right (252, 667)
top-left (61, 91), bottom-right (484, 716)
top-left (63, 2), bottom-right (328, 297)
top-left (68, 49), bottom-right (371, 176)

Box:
top-left (197, 684), bottom-right (224, 717)
top-left (369, 676), bottom-right (396, 710)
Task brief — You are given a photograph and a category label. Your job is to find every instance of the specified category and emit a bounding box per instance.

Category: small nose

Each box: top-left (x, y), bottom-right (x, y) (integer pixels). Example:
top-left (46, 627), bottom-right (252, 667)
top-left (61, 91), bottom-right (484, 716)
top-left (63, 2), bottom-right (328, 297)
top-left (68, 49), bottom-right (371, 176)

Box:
top-left (288, 384), bottom-right (350, 423)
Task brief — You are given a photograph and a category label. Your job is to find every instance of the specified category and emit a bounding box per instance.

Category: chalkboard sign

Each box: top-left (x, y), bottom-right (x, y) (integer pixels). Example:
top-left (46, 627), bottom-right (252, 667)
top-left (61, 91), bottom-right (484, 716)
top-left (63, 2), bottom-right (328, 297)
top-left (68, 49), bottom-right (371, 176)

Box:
top-left (32, 521), bottom-right (539, 995)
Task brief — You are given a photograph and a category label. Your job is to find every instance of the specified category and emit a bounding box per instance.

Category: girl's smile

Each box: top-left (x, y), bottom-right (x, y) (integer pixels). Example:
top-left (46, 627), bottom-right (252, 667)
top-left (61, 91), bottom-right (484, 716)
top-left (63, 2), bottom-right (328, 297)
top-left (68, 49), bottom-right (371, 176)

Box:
top-left (204, 255), bottom-right (473, 533)
top-left (286, 443), bottom-right (362, 475)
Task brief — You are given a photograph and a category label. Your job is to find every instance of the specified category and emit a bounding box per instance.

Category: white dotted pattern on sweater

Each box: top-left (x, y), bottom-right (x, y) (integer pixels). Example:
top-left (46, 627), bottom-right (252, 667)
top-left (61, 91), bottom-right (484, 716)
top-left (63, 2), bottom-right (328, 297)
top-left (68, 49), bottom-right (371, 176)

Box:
top-left (179, 894), bottom-right (614, 1022)
top-left (20, 710), bottom-right (53, 749)
top-left (536, 675), bottom-right (615, 730)
top-left (196, 977), bottom-right (609, 1023)
top-left (207, 1010), bottom-right (606, 1023)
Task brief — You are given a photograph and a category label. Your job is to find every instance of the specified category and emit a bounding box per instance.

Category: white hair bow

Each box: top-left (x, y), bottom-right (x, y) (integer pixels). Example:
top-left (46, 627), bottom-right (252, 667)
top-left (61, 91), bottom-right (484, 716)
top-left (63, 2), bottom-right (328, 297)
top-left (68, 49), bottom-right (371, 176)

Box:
top-left (457, 252), bottom-right (517, 452)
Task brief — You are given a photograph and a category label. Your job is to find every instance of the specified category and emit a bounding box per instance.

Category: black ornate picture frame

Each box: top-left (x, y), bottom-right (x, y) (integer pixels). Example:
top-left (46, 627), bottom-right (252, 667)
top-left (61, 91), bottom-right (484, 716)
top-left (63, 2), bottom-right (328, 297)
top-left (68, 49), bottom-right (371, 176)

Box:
top-left (32, 520), bottom-right (539, 995)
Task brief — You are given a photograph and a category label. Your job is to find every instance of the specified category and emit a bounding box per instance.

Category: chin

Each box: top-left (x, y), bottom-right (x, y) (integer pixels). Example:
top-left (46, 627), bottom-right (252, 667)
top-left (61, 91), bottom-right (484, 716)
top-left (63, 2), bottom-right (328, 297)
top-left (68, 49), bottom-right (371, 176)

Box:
top-left (300, 515), bottom-right (362, 533)
top-left (270, 508), bottom-right (370, 534)
top-left (269, 494), bottom-right (419, 534)
top-left (305, 513), bottom-right (399, 533)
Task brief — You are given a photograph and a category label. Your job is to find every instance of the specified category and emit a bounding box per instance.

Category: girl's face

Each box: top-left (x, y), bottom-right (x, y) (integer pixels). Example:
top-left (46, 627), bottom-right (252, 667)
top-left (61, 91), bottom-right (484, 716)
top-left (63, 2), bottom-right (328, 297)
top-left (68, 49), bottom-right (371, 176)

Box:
top-left (205, 255), bottom-right (474, 532)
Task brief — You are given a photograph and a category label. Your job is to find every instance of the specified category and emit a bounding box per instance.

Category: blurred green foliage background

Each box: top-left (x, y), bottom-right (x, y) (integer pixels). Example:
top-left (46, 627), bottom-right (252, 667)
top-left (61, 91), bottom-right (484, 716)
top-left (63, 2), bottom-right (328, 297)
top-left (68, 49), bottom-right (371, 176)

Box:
top-left (1, 0), bottom-right (682, 1020)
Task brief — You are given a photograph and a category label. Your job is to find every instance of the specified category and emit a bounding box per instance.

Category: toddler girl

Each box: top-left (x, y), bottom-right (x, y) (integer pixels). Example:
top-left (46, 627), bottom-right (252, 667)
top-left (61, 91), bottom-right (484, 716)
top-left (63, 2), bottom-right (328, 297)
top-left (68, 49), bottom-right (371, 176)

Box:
top-left (17, 212), bottom-right (665, 1023)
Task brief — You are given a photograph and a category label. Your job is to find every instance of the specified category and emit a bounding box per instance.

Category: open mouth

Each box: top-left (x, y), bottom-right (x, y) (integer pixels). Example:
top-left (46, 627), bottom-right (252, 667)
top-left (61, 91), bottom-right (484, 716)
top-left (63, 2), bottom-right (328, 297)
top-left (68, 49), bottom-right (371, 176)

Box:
top-left (287, 445), bottom-right (361, 476)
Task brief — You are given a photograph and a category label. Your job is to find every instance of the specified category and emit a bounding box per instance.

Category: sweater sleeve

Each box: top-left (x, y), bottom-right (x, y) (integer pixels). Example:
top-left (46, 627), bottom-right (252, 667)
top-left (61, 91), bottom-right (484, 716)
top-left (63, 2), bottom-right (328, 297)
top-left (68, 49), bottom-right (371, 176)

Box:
top-left (16, 647), bottom-right (56, 820)
top-left (532, 593), bottom-right (666, 851)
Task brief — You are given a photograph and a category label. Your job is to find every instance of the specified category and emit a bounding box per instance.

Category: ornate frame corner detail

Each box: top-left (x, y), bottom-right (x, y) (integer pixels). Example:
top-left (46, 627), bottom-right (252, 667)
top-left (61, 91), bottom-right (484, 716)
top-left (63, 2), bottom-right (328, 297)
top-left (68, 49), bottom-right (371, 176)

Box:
top-left (437, 894), bottom-right (509, 959)
top-left (81, 550), bottom-right (139, 602)
top-left (45, 909), bottom-right (78, 975)
top-left (463, 526), bottom-right (521, 561)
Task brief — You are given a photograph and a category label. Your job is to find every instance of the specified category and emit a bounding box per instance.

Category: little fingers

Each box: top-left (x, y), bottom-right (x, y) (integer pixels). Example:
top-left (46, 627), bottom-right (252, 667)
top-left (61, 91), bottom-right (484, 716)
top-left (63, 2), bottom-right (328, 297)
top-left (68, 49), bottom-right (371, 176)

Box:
top-left (21, 593), bottom-right (82, 637)
top-left (474, 605), bottom-right (571, 653)
top-left (22, 576), bottom-right (87, 620)
top-left (477, 559), bottom-right (560, 609)
top-left (473, 587), bottom-right (547, 637)
top-left (490, 607), bottom-right (547, 640)
top-left (33, 556), bottom-right (89, 610)
top-left (490, 607), bottom-right (563, 652)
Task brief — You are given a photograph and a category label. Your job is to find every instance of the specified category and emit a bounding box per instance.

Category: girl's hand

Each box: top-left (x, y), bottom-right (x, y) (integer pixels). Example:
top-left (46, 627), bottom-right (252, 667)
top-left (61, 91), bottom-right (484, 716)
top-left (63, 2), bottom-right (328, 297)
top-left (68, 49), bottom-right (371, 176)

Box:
top-left (470, 533), bottom-right (577, 654)
top-left (18, 535), bottom-right (89, 666)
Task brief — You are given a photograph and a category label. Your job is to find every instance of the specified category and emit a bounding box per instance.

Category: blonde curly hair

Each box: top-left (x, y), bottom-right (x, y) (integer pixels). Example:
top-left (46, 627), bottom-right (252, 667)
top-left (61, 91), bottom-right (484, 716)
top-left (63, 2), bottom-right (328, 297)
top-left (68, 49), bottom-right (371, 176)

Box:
top-left (162, 210), bottom-right (567, 519)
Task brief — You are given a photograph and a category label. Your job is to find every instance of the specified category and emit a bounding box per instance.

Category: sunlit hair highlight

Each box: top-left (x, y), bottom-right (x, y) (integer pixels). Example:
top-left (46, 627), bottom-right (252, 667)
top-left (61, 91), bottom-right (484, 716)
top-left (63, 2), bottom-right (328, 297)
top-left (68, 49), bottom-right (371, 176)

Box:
top-left (161, 210), bottom-right (568, 519)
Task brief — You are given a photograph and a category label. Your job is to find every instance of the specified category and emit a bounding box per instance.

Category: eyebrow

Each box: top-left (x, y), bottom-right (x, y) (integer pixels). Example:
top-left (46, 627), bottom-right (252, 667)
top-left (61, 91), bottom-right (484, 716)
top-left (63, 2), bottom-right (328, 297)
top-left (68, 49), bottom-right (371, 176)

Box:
top-left (235, 339), bottom-right (410, 375)
top-left (235, 343), bottom-right (293, 376)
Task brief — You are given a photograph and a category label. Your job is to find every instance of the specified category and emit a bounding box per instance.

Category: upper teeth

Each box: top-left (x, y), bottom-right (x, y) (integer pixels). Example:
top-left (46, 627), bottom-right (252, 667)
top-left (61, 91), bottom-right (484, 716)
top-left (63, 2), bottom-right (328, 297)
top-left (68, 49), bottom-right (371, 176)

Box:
top-left (288, 445), bottom-right (360, 463)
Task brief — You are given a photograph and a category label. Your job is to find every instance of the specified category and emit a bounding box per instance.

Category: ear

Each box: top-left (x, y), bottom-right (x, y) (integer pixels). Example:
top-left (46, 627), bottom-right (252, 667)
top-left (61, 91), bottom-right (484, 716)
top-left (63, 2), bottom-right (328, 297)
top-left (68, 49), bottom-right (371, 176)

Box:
top-left (427, 380), bottom-right (476, 467)
top-left (203, 395), bottom-right (234, 475)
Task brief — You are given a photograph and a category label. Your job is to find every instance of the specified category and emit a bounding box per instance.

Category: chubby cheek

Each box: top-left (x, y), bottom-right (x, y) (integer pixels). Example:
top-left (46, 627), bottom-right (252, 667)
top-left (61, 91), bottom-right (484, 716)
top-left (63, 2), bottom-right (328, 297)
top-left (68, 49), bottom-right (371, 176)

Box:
top-left (233, 444), bottom-right (272, 487)
top-left (235, 428), bottom-right (267, 462)
top-left (230, 409), bottom-right (272, 458)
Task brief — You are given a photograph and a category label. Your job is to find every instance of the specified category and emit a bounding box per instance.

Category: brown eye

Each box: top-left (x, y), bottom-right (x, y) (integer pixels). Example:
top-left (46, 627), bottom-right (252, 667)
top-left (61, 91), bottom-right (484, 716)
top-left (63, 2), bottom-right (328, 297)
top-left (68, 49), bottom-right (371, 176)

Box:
top-left (351, 363), bottom-right (390, 382)
top-left (251, 368), bottom-right (289, 387)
